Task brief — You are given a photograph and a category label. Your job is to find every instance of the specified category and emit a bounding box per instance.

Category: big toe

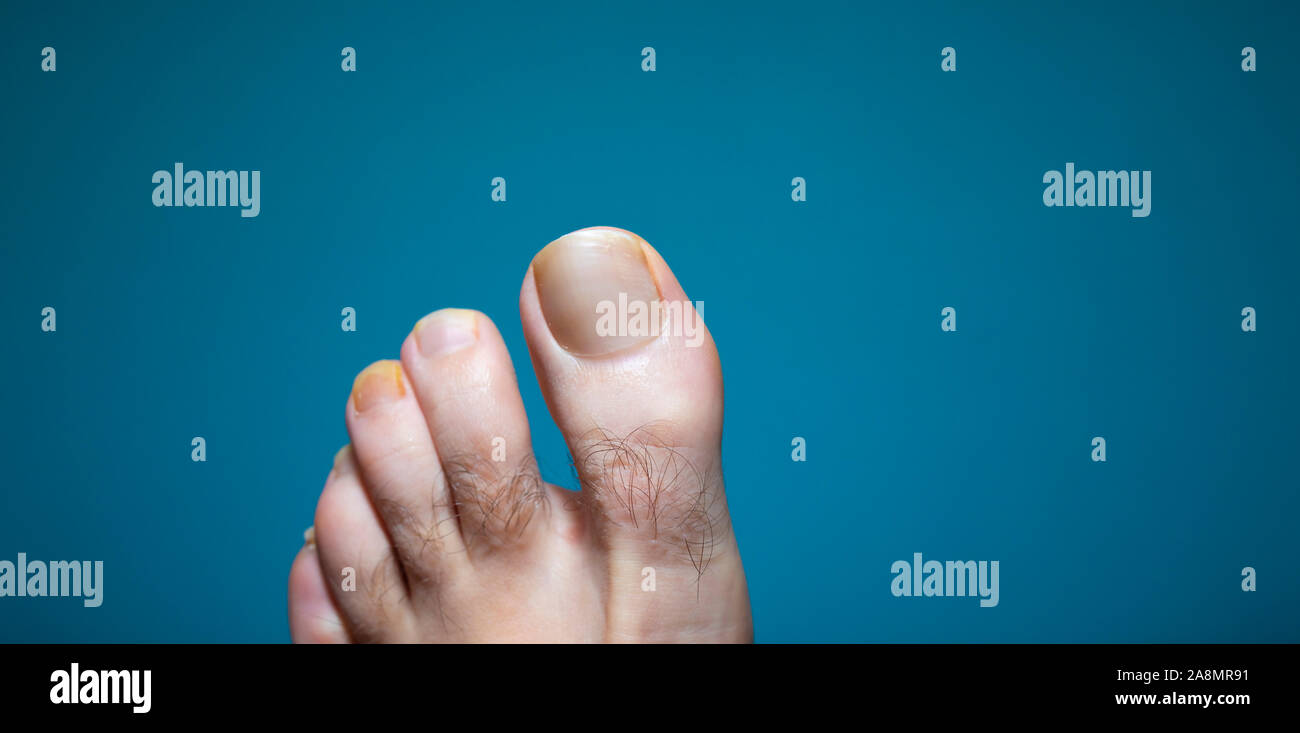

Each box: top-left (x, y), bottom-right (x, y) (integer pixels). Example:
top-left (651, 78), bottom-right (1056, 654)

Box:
top-left (520, 226), bottom-right (750, 641)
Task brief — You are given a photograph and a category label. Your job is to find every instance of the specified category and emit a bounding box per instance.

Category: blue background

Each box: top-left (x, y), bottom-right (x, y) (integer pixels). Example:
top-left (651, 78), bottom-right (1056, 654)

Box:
top-left (2, 1), bottom-right (1296, 642)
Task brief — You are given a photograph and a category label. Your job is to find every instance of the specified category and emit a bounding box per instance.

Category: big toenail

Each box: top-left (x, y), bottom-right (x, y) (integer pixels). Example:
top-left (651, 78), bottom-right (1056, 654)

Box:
top-left (533, 227), bottom-right (662, 356)
top-left (351, 361), bottom-right (405, 412)
top-left (414, 309), bottom-right (478, 358)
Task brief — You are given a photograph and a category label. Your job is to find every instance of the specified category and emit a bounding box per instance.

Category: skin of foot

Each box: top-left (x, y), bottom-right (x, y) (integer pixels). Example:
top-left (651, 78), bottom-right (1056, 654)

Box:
top-left (288, 227), bottom-right (752, 643)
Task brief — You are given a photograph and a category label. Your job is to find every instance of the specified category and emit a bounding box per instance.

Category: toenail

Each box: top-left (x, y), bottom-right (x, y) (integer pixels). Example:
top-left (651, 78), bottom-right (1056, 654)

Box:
top-left (303, 526), bottom-right (316, 546)
top-left (351, 361), bottom-right (405, 412)
top-left (332, 445), bottom-right (354, 476)
top-left (414, 309), bottom-right (478, 358)
top-left (533, 228), bottom-right (662, 356)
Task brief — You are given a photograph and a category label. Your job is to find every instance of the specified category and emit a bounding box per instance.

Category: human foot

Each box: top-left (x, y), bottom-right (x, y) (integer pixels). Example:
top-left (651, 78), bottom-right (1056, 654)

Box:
top-left (288, 227), bottom-right (752, 643)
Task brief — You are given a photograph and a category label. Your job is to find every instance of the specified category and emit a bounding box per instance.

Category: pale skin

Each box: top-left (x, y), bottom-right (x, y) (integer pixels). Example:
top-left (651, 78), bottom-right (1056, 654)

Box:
top-left (287, 227), bottom-right (753, 642)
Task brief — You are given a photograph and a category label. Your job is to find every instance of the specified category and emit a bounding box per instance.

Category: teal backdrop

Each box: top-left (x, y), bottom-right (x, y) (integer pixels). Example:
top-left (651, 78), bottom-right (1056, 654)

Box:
top-left (1, 1), bottom-right (1296, 641)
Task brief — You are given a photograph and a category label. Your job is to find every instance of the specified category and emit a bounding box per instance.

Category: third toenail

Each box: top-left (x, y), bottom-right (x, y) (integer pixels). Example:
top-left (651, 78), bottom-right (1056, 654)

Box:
top-left (414, 309), bottom-right (478, 358)
top-left (351, 361), bottom-right (405, 412)
top-left (533, 227), bottom-right (662, 356)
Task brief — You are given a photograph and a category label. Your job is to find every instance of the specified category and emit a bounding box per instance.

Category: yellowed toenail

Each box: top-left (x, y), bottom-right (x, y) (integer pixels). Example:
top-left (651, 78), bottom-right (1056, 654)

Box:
top-left (351, 361), bottom-right (405, 412)
top-left (332, 445), bottom-right (354, 476)
top-left (304, 526), bottom-right (316, 546)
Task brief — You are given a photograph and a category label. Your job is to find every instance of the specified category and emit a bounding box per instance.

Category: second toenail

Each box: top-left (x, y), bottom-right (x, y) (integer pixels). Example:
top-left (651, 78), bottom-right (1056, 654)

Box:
top-left (414, 309), bottom-right (478, 358)
top-left (533, 227), bottom-right (662, 356)
top-left (351, 361), bottom-right (405, 412)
